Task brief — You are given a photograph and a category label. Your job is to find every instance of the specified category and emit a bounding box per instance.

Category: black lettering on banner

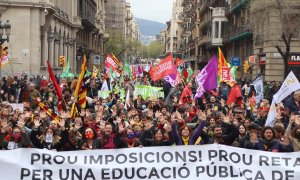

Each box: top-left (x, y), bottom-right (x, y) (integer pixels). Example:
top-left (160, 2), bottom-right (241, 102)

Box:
top-left (294, 158), bottom-right (300, 167)
top-left (229, 166), bottom-right (239, 177)
top-left (43, 169), bottom-right (53, 180)
top-left (21, 168), bottom-right (30, 180)
top-left (196, 166), bottom-right (205, 177)
top-left (178, 163), bottom-right (190, 178)
top-left (90, 155), bottom-right (102, 164)
top-left (137, 167), bottom-right (147, 179)
top-left (259, 156), bottom-right (269, 166)
top-left (272, 157), bottom-right (281, 166)
top-left (32, 169), bottom-right (41, 180)
top-left (254, 171), bottom-right (265, 180)
top-left (105, 155), bottom-right (114, 165)
top-left (85, 169), bottom-right (96, 180)
top-left (208, 150), bottom-right (218, 161)
top-left (116, 154), bottom-right (127, 164)
top-left (42, 153), bottom-right (52, 165)
top-left (162, 152), bottom-right (173, 163)
top-left (282, 157), bottom-right (291, 166)
top-left (188, 151), bottom-right (197, 162)
top-left (101, 168), bottom-right (110, 180)
top-left (272, 170), bottom-right (294, 180)
top-left (129, 153), bottom-right (137, 163)
top-left (242, 169), bottom-right (252, 180)
top-left (219, 166), bottom-right (228, 178)
top-left (124, 168), bottom-right (134, 179)
top-left (175, 151), bottom-right (186, 162)
top-left (31, 153), bottom-right (40, 165)
top-left (198, 151), bottom-right (202, 162)
top-left (53, 155), bottom-right (65, 164)
top-left (144, 152), bottom-right (154, 163)
top-left (229, 152), bottom-right (241, 164)
top-left (161, 167), bottom-right (171, 178)
top-left (156, 152), bottom-right (160, 163)
top-left (219, 150), bottom-right (228, 162)
top-left (243, 154), bottom-right (252, 165)
top-left (207, 166), bottom-right (217, 177)
top-left (59, 169), bottom-right (69, 180)
top-left (68, 156), bottom-right (77, 164)
top-left (172, 167), bottom-right (177, 179)
top-left (148, 167), bottom-right (160, 179)
top-left (112, 168), bottom-right (123, 179)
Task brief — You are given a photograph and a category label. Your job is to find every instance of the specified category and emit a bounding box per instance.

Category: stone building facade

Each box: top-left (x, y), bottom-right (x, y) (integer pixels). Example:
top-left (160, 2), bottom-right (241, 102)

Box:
top-left (167, 0), bottom-right (300, 81)
top-left (0, 0), bottom-right (107, 75)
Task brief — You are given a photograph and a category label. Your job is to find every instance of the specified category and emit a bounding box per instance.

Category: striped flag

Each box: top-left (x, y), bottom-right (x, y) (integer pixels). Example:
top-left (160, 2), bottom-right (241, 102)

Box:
top-left (78, 77), bottom-right (90, 108)
top-left (33, 97), bottom-right (60, 123)
top-left (0, 55), bottom-right (9, 67)
top-left (70, 55), bottom-right (87, 118)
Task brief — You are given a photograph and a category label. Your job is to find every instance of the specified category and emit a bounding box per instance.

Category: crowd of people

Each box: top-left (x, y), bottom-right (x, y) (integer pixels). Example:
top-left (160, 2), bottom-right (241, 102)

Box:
top-left (0, 73), bottom-right (299, 152)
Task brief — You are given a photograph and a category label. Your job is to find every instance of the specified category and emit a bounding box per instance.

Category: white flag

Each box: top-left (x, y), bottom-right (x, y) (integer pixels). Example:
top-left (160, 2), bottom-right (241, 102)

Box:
top-left (265, 71), bottom-right (300, 127)
top-left (101, 80), bottom-right (109, 92)
top-left (252, 76), bottom-right (264, 104)
top-left (125, 89), bottom-right (130, 109)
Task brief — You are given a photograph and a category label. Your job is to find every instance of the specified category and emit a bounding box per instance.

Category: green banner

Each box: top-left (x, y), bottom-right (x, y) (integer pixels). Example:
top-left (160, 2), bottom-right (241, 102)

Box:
top-left (134, 85), bottom-right (164, 100)
top-left (98, 91), bottom-right (111, 99)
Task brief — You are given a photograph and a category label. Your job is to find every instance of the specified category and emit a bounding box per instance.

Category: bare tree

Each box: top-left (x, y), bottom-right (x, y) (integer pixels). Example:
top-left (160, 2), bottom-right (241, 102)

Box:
top-left (275, 0), bottom-right (299, 78)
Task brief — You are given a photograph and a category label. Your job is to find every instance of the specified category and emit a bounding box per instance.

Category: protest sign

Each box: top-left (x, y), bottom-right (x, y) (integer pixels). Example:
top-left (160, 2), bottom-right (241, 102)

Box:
top-left (252, 76), bottom-right (264, 104)
top-left (134, 85), bottom-right (164, 100)
top-left (0, 145), bottom-right (299, 180)
top-left (9, 103), bottom-right (24, 112)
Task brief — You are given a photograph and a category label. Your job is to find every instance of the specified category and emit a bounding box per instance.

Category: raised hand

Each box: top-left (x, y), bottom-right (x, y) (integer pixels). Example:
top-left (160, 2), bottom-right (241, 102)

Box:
top-left (40, 111), bottom-right (47, 119)
top-left (118, 123), bottom-right (125, 134)
top-left (59, 119), bottom-right (66, 129)
top-left (280, 135), bottom-right (290, 146)
top-left (198, 110), bottom-right (206, 121)
top-left (163, 122), bottom-right (172, 133)
top-left (33, 119), bottom-right (41, 129)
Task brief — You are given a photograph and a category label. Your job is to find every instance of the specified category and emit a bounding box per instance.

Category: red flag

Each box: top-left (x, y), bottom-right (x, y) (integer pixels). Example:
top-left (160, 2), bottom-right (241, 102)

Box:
top-left (150, 54), bottom-right (176, 81)
top-left (180, 85), bottom-right (193, 104)
top-left (182, 69), bottom-right (188, 79)
top-left (176, 57), bottom-right (184, 67)
top-left (227, 84), bottom-right (242, 106)
top-left (47, 61), bottom-right (63, 111)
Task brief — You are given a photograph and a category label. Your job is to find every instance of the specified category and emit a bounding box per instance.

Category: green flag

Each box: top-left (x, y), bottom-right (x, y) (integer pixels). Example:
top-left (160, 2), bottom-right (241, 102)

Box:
top-left (85, 69), bottom-right (92, 77)
top-left (109, 66), bottom-right (116, 79)
top-left (230, 66), bottom-right (238, 80)
top-left (187, 67), bottom-right (194, 81)
top-left (124, 61), bottom-right (131, 76)
top-left (61, 59), bottom-right (70, 77)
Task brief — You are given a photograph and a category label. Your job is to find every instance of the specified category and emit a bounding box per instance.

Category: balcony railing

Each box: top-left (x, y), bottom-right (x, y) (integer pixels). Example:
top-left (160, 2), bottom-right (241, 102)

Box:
top-left (231, 0), bottom-right (250, 12)
top-left (229, 24), bottom-right (253, 42)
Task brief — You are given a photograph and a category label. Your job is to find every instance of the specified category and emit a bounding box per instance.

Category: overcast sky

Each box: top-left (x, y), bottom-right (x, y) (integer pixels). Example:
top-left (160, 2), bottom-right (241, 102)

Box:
top-left (128, 0), bottom-right (174, 23)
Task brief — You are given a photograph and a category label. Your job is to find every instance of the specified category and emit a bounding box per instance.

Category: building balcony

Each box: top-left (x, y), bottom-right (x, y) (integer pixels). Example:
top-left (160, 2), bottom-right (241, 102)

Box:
top-left (231, 0), bottom-right (250, 13)
top-left (199, 18), bottom-right (211, 29)
top-left (229, 24), bottom-right (253, 42)
top-left (199, 0), bottom-right (210, 15)
top-left (210, 37), bottom-right (223, 47)
top-left (198, 35), bottom-right (210, 46)
top-left (199, 54), bottom-right (209, 62)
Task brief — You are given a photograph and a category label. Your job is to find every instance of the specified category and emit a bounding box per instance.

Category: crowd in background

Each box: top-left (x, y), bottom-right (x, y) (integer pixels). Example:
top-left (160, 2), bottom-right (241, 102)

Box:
top-left (0, 73), bottom-right (299, 152)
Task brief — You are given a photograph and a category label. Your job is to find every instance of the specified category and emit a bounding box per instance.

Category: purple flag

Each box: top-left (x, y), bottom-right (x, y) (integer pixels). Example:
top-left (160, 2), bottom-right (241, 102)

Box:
top-left (164, 73), bottom-right (177, 87)
top-left (138, 65), bottom-right (143, 76)
top-left (195, 55), bottom-right (218, 99)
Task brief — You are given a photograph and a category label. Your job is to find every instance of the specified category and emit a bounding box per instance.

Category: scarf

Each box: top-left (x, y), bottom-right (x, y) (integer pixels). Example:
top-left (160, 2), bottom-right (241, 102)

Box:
top-left (103, 133), bottom-right (116, 149)
top-left (182, 136), bottom-right (190, 145)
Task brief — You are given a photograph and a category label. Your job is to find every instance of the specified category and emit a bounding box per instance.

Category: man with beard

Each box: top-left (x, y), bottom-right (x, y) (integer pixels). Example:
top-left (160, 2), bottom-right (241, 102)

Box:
top-left (208, 115), bottom-right (239, 145)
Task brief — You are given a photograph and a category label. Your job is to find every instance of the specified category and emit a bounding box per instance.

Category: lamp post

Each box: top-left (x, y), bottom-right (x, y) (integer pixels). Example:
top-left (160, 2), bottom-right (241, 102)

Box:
top-left (0, 20), bottom-right (11, 45)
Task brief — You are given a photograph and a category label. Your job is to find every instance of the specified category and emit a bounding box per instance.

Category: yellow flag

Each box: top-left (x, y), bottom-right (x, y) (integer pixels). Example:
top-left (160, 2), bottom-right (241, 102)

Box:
top-left (92, 66), bottom-right (98, 78)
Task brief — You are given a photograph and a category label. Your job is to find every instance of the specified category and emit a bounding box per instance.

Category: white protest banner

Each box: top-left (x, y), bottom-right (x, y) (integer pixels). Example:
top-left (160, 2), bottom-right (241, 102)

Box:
top-left (9, 103), bottom-right (24, 112)
top-left (266, 71), bottom-right (300, 127)
top-left (252, 76), bottom-right (264, 104)
top-left (0, 144), bottom-right (299, 180)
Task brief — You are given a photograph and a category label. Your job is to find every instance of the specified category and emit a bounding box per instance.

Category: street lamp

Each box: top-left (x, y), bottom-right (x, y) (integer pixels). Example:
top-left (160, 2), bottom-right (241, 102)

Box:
top-left (0, 20), bottom-right (11, 45)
